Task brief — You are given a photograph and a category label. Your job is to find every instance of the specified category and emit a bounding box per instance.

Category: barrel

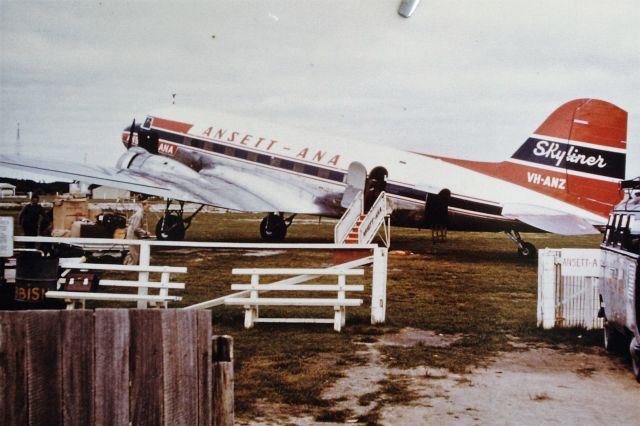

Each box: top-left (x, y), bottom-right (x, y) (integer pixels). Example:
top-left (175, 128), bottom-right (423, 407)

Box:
top-left (14, 252), bottom-right (64, 308)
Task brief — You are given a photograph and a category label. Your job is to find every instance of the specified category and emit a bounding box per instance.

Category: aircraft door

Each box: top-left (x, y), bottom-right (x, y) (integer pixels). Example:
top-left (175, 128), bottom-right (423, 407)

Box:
top-left (424, 188), bottom-right (451, 229)
top-left (364, 166), bottom-right (388, 212)
top-left (341, 162), bottom-right (367, 208)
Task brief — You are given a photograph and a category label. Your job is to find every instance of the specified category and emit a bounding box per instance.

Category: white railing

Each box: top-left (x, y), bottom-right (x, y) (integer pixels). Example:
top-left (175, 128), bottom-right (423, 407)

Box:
top-left (334, 190), bottom-right (363, 244)
top-left (225, 268), bottom-right (365, 332)
top-left (358, 191), bottom-right (391, 246)
top-left (11, 236), bottom-right (388, 324)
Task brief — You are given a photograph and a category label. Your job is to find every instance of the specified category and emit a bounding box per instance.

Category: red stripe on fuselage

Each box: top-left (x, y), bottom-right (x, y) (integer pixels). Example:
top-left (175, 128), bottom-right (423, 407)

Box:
top-left (415, 154), bottom-right (621, 218)
top-left (151, 117), bottom-right (193, 134)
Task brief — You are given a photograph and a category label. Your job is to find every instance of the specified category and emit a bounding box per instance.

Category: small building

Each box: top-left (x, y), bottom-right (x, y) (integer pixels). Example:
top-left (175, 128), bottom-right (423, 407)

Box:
top-left (0, 183), bottom-right (16, 198)
top-left (91, 186), bottom-right (131, 200)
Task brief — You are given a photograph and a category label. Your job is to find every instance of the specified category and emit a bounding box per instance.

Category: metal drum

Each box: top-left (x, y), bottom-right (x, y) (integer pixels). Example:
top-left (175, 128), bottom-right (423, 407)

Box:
top-left (14, 252), bottom-right (63, 309)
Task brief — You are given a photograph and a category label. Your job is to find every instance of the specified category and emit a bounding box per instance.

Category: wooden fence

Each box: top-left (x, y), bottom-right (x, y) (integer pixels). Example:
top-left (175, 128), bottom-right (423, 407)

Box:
top-left (0, 309), bottom-right (233, 426)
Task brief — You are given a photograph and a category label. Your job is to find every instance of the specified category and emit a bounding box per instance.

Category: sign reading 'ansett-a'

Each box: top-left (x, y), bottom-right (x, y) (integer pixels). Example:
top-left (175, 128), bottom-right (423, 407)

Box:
top-left (559, 248), bottom-right (602, 276)
top-left (0, 216), bottom-right (14, 257)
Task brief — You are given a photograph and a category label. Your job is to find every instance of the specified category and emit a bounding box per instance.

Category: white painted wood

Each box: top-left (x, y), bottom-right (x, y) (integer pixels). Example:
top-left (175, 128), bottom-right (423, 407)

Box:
top-left (185, 256), bottom-right (375, 311)
top-left (254, 318), bottom-right (335, 324)
top-left (225, 298), bottom-right (362, 306)
top-left (138, 243), bottom-right (151, 309)
top-left (59, 262), bottom-right (187, 274)
top-left (99, 280), bottom-right (185, 289)
top-left (15, 236), bottom-right (377, 250)
top-left (371, 246), bottom-right (388, 324)
top-left (232, 268), bottom-right (364, 275)
top-left (230, 284), bottom-right (364, 291)
top-left (46, 291), bottom-right (181, 302)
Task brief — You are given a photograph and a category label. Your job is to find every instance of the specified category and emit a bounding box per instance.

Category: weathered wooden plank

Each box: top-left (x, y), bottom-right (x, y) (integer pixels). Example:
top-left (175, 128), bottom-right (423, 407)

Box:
top-left (212, 335), bottom-right (234, 426)
top-left (0, 312), bottom-right (28, 425)
top-left (26, 310), bottom-right (62, 426)
top-left (94, 309), bottom-right (130, 426)
top-left (130, 309), bottom-right (164, 426)
top-left (197, 311), bottom-right (212, 426)
top-left (162, 310), bottom-right (198, 426)
top-left (61, 310), bottom-right (95, 426)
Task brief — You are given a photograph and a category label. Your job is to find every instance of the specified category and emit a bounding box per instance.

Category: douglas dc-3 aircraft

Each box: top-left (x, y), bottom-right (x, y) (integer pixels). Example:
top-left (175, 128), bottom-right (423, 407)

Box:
top-left (0, 98), bottom-right (628, 257)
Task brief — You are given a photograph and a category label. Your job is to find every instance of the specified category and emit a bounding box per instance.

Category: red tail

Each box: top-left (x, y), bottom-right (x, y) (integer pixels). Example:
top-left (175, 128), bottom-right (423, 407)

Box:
top-left (421, 99), bottom-right (627, 218)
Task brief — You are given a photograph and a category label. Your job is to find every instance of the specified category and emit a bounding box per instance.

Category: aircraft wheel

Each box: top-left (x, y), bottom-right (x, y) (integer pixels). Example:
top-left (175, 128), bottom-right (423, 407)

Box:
top-left (518, 242), bottom-right (537, 258)
top-left (604, 321), bottom-right (625, 353)
top-left (630, 338), bottom-right (640, 382)
top-left (155, 214), bottom-right (185, 241)
top-left (260, 214), bottom-right (287, 242)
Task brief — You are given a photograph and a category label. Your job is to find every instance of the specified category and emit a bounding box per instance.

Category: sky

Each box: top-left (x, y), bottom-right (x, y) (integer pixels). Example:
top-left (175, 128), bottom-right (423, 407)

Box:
top-left (1, 0), bottom-right (639, 180)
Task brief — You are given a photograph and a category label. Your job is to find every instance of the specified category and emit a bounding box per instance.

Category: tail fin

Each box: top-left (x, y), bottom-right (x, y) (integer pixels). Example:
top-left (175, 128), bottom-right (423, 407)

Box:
top-left (508, 99), bottom-right (627, 214)
top-left (417, 99), bottom-right (627, 218)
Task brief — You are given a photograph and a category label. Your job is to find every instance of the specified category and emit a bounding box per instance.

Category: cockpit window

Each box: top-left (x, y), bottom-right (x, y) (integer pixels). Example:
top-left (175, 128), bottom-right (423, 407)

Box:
top-left (142, 116), bottom-right (153, 129)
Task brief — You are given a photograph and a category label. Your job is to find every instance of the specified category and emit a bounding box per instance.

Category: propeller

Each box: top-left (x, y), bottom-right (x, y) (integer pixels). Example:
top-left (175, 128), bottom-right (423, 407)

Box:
top-left (127, 119), bottom-right (135, 149)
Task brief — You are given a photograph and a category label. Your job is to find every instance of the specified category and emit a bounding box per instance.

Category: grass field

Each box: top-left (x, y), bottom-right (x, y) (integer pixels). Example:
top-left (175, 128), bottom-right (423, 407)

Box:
top-left (4, 208), bottom-right (605, 420)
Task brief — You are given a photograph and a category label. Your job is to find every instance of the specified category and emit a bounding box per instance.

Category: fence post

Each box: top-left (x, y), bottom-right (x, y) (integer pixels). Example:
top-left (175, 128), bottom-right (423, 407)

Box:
top-left (371, 246), bottom-right (387, 324)
top-left (137, 241), bottom-right (150, 309)
top-left (537, 249), bottom-right (559, 329)
top-left (212, 335), bottom-right (234, 426)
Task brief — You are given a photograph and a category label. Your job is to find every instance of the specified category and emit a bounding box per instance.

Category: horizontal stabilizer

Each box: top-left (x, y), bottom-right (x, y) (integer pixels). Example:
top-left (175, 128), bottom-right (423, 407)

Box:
top-left (502, 203), bottom-right (599, 235)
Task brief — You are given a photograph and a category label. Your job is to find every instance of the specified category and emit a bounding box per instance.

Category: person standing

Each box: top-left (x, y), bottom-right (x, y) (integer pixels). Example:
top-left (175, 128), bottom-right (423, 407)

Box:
top-left (123, 200), bottom-right (154, 265)
top-left (18, 195), bottom-right (45, 237)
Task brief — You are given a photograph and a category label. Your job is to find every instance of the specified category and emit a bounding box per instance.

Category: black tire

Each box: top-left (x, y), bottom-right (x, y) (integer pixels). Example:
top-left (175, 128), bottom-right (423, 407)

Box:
top-left (630, 338), bottom-right (640, 382)
top-left (518, 242), bottom-right (537, 258)
top-left (260, 214), bottom-right (287, 242)
top-left (603, 321), bottom-right (625, 353)
top-left (155, 214), bottom-right (185, 241)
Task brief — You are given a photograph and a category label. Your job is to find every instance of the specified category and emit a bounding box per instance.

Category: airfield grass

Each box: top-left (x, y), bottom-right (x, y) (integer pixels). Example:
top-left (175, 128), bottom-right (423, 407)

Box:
top-left (149, 212), bottom-right (603, 418)
top-left (4, 208), bottom-right (604, 418)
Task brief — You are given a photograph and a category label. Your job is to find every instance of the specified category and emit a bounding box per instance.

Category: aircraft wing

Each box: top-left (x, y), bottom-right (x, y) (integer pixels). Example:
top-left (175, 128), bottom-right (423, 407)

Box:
top-left (0, 154), bottom-right (175, 198)
top-left (0, 154), bottom-right (315, 213)
top-left (501, 203), bottom-right (600, 235)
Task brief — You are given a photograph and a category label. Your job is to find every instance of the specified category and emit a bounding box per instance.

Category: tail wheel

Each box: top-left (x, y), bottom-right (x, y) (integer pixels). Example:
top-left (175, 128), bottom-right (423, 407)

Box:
top-left (518, 242), bottom-right (537, 259)
top-left (155, 214), bottom-right (185, 241)
top-left (260, 214), bottom-right (287, 242)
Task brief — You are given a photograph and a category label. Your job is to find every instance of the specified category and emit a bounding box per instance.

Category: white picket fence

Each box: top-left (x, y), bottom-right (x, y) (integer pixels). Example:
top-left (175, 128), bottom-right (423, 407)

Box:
top-left (537, 248), bottom-right (603, 329)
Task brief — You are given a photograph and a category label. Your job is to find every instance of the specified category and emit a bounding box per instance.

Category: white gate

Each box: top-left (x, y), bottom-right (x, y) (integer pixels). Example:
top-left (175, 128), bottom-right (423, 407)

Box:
top-left (537, 248), bottom-right (603, 329)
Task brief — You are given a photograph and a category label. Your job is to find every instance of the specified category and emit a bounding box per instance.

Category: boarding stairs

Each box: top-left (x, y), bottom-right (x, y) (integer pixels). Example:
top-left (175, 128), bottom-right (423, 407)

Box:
top-left (334, 191), bottom-right (392, 247)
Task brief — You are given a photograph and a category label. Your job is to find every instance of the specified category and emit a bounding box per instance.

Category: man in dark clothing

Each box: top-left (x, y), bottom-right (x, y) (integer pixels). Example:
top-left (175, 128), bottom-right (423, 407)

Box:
top-left (18, 195), bottom-right (45, 236)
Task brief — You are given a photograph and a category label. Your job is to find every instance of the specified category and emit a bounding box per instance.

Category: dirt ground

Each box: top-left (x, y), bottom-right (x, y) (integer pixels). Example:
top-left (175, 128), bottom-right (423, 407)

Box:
top-left (244, 328), bottom-right (640, 425)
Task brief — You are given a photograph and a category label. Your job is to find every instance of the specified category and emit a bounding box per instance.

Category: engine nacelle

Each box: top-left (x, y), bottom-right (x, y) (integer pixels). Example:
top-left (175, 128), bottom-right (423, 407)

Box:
top-left (115, 148), bottom-right (201, 180)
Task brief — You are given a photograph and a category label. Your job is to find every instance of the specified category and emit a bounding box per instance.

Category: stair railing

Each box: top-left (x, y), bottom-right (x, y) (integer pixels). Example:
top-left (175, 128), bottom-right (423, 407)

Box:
top-left (334, 191), bottom-right (363, 243)
top-left (358, 191), bottom-right (391, 246)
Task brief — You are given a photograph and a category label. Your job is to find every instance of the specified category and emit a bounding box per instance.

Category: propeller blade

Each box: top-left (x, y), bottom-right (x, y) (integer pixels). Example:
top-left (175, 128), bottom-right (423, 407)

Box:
top-left (128, 119), bottom-right (135, 149)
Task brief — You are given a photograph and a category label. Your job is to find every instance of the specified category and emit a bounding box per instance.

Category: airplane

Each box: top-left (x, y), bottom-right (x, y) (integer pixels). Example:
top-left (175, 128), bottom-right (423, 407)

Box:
top-left (0, 98), bottom-right (628, 257)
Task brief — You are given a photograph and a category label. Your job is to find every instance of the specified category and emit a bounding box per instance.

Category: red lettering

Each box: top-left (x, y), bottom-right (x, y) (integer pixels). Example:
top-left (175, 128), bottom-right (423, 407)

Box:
top-left (267, 140), bottom-right (278, 150)
top-left (296, 148), bottom-right (308, 159)
top-left (254, 137), bottom-right (266, 148)
top-left (227, 131), bottom-right (239, 142)
top-left (202, 127), bottom-right (213, 137)
top-left (240, 134), bottom-right (252, 145)
top-left (312, 151), bottom-right (326, 162)
top-left (328, 154), bottom-right (340, 166)
top-left (214, 129), bottom-right (226, 139)
top-left (32, 287), bottom-right (40, 301)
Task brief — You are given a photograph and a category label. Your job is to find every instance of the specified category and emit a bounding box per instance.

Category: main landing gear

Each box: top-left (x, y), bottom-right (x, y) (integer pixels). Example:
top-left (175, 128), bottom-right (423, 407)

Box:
top-left (505, 230), bottom-right (537, 258)
top-left (155, 200), bottom-right (205, 241)
top-left (260, 213), bottom-right (295, 242)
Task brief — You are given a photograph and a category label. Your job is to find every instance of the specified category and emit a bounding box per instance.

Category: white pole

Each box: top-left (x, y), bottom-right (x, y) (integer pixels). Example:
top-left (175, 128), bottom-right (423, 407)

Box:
top-left (371, 246), bottom-right (388, 324)
top-left (137, 241), bottom-right (150, 309)
top-left (538, 249), bottom-right (558, 329)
